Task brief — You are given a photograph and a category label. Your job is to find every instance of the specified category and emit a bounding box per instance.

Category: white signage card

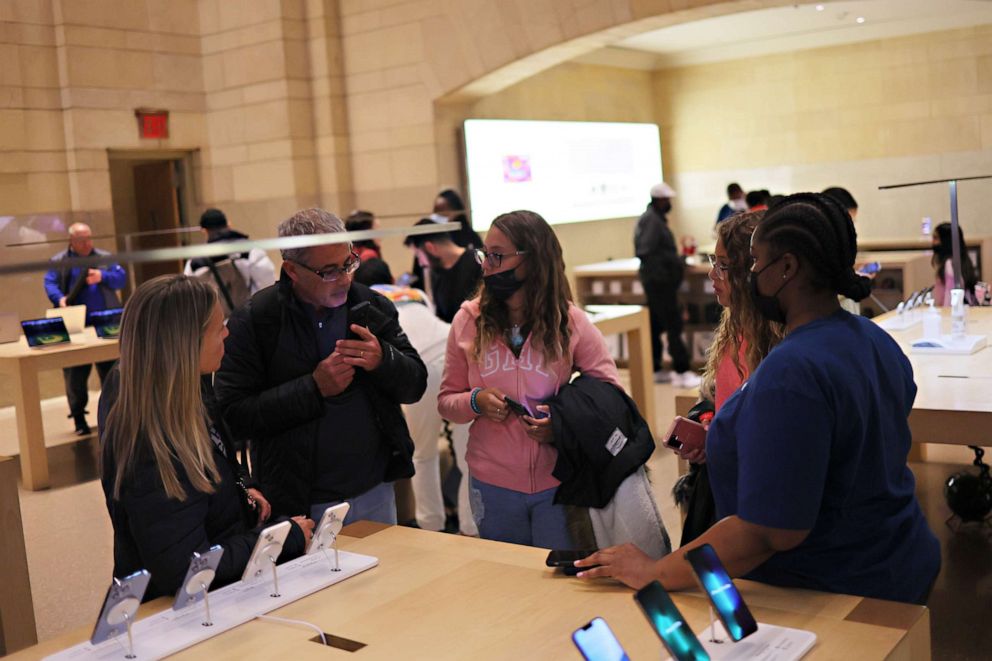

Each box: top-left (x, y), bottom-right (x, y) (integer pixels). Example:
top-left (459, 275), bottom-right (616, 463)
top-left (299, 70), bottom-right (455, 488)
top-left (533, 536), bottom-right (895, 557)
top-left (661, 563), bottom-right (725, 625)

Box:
top-left (695, 622), bottom-right (817, 661)
top-left (46, 551), bottom-right (378, 660)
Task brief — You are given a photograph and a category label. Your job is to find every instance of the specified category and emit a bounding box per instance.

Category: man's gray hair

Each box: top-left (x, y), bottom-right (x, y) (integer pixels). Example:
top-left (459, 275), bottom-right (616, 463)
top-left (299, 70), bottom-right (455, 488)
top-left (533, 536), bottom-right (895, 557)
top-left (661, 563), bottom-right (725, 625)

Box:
top-left (277, 208), bottom-right (345, 262)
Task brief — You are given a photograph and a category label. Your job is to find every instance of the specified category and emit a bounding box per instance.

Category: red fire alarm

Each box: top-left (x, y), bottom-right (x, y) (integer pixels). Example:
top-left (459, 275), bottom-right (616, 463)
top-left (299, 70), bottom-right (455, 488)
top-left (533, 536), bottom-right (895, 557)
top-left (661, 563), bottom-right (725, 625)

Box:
top-left (135, 108), bottom-right (169, 139)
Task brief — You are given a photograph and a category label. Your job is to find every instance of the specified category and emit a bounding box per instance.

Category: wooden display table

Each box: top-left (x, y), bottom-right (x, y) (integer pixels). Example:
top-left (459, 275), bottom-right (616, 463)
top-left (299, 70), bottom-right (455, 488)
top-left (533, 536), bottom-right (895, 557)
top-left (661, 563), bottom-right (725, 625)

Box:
top-left (8, 524), bottom-right (931, 660)
top-left (587, 304), bottom-right (655, 433)
top-left (0, 330), bottom-right (119, 490)
top-left (855, 251), bottom-right (932, 318)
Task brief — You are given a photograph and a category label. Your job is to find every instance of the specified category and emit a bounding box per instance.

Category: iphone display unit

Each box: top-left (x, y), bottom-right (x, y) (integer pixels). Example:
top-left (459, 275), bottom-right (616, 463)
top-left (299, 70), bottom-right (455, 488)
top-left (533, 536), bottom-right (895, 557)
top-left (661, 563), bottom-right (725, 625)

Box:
top-left (241, 520), bottom-right (291, 583)
top-left (664, 416), bottom-right (707, 453)
top-left (572, 617), bottom-right (630, 661)
top-left (634, 580), bottom-right (710, 661)
top-left (684, 543), bottom-right (758, 642)
top-left (90, 570), bottom-right (151, 646)
top-left (308, 502), bottom-right (351, 555)
top-left (173, 546), bottom-right (224, 611)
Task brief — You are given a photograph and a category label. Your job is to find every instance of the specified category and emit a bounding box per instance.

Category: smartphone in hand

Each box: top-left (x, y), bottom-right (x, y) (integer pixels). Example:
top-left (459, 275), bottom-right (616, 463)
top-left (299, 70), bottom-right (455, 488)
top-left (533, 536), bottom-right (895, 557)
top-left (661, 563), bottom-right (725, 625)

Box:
top-left (664, 416), bottom-right (707, 452)
top-left (572, 617), bottom-right (630, 661)
top-left (684, 544), bottom-right (758, 641)
top-left (546, 548), bottom-right (598, 576)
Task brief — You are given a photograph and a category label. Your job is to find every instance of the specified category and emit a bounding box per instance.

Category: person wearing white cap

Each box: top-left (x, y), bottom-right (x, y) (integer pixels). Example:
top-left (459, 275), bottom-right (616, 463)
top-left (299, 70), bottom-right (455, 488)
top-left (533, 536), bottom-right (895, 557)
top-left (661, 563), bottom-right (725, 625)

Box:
top-left (634, 183), bottom-right (700, 387)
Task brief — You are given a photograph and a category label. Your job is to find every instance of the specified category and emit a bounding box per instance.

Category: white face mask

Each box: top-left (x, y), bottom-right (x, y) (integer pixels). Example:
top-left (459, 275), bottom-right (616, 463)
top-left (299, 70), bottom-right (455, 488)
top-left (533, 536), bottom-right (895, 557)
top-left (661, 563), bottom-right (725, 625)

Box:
top-left (731, 198), bottom-right (747, 212)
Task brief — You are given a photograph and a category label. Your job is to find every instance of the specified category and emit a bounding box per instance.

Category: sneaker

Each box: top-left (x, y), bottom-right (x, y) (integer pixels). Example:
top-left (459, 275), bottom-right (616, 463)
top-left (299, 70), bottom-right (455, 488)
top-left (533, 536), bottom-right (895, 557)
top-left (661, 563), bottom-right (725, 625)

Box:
top-left (72, 412), bottom-right (92, 436)
top-left (673, 370), bottom-right (701, 389)
top-left (653, 370), bottom-right (674, 383)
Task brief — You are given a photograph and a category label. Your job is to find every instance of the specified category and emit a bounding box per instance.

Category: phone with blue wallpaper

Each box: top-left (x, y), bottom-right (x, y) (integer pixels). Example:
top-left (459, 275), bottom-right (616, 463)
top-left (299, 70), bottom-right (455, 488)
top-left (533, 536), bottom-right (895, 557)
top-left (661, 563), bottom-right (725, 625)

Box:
top-left (684, 543), bottom-right (758, 641)
top-left (572, 617), bottom-right (629, 661)
top-left (634, 581), bottom-right (710, 661)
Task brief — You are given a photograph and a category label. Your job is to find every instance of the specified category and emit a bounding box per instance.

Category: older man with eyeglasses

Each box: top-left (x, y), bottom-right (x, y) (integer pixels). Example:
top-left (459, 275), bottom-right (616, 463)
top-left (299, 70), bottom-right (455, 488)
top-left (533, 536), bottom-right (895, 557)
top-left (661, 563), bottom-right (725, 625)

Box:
top-left (215, 208), bottom-right (428, 526)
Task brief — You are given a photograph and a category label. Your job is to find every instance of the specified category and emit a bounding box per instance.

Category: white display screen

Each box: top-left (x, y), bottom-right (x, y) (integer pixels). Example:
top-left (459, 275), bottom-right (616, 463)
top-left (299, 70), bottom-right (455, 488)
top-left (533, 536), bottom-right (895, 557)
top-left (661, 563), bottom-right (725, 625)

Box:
top-left (463, 119), bottom-right (663, 230)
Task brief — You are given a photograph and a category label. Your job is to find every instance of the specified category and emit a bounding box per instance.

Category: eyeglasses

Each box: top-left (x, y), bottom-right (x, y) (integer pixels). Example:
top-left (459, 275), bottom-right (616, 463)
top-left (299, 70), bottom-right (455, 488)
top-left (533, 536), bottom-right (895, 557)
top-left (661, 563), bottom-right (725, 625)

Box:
top-left (707, 254), bottom-right (731, 281)
top-left (474, 249), bottom-right (526, 268)
top-left (293, 251), bottom-right (361, 282)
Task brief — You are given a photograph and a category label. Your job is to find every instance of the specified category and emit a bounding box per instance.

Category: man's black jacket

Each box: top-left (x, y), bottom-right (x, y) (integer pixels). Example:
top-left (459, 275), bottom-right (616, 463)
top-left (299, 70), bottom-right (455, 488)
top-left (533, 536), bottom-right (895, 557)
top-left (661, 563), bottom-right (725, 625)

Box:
top-left (98, 368), bottom-right (306, 601)
top-left (214, 274), bottom-right (427, 517)
top-left (548, 375), bottom-right (655, 508)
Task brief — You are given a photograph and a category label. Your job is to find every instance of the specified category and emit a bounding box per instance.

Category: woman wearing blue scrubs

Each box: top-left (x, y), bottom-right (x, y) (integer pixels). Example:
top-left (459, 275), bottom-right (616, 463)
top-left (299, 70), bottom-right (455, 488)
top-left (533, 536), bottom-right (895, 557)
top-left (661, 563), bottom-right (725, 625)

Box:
top-left (578, 193), bottom-right (940, 604)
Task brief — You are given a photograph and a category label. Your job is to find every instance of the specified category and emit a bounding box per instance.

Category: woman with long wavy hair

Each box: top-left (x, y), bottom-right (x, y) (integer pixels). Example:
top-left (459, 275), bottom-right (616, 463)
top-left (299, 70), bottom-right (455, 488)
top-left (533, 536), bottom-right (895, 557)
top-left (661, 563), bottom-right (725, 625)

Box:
top-left (677, 211), bottom-right (783, 545)
top-left (99, 275), bottom-right (312, 600)
top-left (438, 210), bottom-right (621, 548)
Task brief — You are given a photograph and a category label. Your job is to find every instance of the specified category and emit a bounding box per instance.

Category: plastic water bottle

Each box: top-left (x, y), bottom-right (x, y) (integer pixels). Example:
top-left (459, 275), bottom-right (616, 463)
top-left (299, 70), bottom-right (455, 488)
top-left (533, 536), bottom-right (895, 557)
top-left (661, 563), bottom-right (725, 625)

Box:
top-left (921, 216), bottom-right (932, 237)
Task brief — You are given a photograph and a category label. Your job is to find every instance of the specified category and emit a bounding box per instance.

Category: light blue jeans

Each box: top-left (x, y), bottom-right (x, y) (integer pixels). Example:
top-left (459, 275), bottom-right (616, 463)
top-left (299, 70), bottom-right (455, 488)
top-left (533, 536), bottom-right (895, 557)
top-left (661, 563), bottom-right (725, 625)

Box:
top-left (310, 481), bottom-right (397, 526)
top-left (470, 476), bottom-right (573, 549)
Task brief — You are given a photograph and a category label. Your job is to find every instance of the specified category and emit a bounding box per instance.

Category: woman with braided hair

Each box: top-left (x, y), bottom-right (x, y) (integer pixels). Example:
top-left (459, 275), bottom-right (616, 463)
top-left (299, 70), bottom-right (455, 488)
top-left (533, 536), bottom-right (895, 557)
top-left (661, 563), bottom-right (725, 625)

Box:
top-left (577, 193), bottom-right (940, 605)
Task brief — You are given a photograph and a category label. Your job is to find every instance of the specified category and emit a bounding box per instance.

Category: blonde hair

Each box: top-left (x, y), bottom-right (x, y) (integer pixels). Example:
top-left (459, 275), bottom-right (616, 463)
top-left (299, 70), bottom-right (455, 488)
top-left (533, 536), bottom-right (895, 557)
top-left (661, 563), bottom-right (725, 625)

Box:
top-left (106, 275), bottom-right (221, 501)
top-left (701, 211), bottom-right (784, 401)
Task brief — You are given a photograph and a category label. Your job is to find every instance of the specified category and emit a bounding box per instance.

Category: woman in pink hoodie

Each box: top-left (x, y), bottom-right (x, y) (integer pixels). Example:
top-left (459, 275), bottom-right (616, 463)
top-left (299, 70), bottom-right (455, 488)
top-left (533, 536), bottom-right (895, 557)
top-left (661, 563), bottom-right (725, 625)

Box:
top-left (438, 210), bottom-right (621, 548)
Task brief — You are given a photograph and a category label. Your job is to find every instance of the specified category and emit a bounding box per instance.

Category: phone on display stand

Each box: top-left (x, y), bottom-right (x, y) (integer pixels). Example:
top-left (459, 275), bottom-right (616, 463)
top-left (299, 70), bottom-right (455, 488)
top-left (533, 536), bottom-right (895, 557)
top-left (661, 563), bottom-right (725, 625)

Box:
top-left (90, 570), bottom-right (152, 647)
top-left (684, 544), bottom-right (758, 642)
top-left (664, 416), bottom-right (707, 452)
top-left (308, 502), bottom-right (351, 555)
top-left (634, 581), bottom-right (710, 661)
top-left (173, 545), bottom-right (225, 612)
top-left (241, 520), bottom-right (291, 583)
top-left (572, 617), bottom-right (630, 661)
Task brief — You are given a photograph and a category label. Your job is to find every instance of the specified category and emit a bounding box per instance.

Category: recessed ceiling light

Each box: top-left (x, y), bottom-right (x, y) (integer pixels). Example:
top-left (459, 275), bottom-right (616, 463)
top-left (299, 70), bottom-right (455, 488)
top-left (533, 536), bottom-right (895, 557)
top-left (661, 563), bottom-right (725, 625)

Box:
top-left (856, 16), bottom-right (866, 23)
top-left (815, 4), bottom-right (825, 10)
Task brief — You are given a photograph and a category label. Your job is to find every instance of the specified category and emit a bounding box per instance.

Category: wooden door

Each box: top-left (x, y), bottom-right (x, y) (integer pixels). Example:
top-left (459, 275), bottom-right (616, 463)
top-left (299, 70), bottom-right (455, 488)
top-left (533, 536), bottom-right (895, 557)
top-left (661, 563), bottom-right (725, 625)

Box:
top-left (132, 161), bottom-right (180, 285)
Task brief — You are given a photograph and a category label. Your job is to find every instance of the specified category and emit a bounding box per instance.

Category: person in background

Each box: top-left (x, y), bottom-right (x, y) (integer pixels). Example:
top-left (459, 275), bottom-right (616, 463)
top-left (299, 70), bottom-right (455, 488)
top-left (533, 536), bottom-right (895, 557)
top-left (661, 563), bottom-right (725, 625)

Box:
top-left (745, 189), bottom-right (770, 212)
top-left (98, 275), bottom-right (312, 601)
top-left (369, 282), bottom-right (477, 536)
top-left (215, 208), bottom-right (427, 526)
top-left (676, 211), bottom-right (783, 544)
top-left (716, 182), bottom-right (746, 224)
top-left (345, 209), bottom-right (394, 287)
top-left (185, 208), bottom-right (276, 295)
top-left (438, 210), bottom-right (622, 549)
top-left (634, 183), bottom-right (700, 387)
top-left (578, 193), bottom-right (940, 606)
top-left (405, 217), bottom-right (482, 324)
top-left (44, 222), bottom-right (127, 435)
top-left (822, 187), bottom-right (858, 223)
top-left (932, 222), bottom-right (978, 306)
top-left (433, 188), bottom-right (483, 250)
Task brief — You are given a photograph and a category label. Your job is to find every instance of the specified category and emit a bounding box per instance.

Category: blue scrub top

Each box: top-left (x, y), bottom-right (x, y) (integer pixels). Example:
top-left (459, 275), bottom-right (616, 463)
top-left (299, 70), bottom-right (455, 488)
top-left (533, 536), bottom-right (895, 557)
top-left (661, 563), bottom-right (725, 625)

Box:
top-left (707, 309), bottom-right (940, 604)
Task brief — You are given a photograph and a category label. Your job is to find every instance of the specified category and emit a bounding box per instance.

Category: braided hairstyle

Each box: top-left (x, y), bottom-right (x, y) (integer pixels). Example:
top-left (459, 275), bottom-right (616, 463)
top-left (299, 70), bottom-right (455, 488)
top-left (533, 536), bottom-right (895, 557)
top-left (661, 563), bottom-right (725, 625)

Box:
top-left (756, 193), bottom-right (872, 301)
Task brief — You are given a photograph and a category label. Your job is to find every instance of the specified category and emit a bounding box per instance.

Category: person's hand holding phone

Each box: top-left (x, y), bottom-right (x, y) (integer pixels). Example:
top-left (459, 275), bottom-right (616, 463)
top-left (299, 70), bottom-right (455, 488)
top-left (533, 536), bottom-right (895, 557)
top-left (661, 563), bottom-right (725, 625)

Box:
top-left (476, 387), bottom-right (510, 423)
top-left (522, 404), bottom-right (553, 443)
top-left (337, 324), bottom-right (383, 371)
top-left (313, 351), bottom-right (355, 397)
top-left (574, 542), bottom-right (660, 589)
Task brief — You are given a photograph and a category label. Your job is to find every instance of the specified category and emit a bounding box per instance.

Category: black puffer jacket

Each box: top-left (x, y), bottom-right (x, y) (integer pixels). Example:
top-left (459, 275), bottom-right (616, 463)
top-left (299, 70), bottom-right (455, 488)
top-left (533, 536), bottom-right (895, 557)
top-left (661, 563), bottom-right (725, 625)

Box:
top-left (98, 368), bottom-right (306, 601)
top-left (214, 274), bottom-right (427, 517)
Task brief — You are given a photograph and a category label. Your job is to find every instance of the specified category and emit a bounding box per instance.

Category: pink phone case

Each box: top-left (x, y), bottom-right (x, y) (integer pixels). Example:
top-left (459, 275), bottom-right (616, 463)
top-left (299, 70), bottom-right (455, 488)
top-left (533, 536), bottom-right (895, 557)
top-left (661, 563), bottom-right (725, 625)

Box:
top-left (664, 416), bottom-right (707, 452)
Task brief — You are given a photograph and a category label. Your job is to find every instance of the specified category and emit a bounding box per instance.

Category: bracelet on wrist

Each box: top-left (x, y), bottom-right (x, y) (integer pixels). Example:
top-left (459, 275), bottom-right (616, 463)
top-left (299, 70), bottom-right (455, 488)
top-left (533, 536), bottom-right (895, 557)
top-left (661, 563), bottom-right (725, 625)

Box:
top-left (470, 387), bottom-right (483, 415)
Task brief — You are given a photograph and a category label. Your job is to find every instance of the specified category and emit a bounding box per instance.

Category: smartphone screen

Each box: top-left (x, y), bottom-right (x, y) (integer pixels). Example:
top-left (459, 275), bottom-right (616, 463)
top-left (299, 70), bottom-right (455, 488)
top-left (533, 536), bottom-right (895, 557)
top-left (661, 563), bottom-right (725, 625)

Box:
top-left (684, 544), bottom-right (758, 641)
top-left (572, 617), bottom-right (630, 661)
top-left (634, 581), bottom-right (710, 661)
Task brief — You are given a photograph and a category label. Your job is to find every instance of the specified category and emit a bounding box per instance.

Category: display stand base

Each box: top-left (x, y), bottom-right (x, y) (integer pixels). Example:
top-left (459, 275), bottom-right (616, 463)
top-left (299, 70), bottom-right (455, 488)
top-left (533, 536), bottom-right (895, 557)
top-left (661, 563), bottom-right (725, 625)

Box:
top-left (910, 333), bottom-right (987, 355)
top-left (46, 551), bottom-right (378, 660)
top-left (693, 621), bottom-right (816, 661)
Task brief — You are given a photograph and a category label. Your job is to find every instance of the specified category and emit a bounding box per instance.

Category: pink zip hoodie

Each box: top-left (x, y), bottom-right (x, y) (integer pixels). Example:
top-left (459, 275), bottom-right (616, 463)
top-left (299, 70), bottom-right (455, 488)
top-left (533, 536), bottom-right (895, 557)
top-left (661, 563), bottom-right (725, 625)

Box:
top-left (438, 299), bottom-right (622, 494)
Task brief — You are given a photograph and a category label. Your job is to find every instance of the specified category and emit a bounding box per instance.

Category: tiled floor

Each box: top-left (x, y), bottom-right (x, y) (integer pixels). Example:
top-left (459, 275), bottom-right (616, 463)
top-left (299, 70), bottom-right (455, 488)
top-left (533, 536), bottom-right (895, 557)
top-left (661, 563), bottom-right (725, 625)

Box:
top-left (1, 378), bottom-right (989, 658)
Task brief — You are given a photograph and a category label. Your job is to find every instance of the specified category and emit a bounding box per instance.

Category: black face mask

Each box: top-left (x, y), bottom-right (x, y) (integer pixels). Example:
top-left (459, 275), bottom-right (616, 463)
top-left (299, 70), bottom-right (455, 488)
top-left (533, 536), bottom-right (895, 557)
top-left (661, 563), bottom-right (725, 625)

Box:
top-left (654, 199), bottom-right (672, 215)
top-left (484, 267), bottom-right (525, 302)
top-left (748, 255), bottom-right (789, 324)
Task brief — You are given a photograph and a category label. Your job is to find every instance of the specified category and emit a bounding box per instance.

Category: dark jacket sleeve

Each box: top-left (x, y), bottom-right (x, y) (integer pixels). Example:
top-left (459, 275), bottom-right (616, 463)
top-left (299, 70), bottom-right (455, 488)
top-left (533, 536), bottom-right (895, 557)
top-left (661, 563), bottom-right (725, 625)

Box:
top-left (214, 305), bottom-right (325, 440)
top-left (362, 294), bottom-right (428, 404)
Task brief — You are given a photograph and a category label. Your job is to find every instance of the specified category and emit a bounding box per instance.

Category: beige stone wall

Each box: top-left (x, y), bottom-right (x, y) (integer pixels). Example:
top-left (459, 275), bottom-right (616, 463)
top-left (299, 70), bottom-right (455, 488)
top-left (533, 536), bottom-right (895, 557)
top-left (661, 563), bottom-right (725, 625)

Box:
top-left (655, 24), bottom-right (992, 243)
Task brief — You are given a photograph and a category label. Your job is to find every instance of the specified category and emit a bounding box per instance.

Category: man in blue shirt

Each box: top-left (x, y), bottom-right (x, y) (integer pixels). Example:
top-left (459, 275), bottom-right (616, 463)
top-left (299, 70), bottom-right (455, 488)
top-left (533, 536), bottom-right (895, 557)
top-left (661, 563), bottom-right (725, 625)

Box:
top-left (44, 223), bottom-right (127, 435)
